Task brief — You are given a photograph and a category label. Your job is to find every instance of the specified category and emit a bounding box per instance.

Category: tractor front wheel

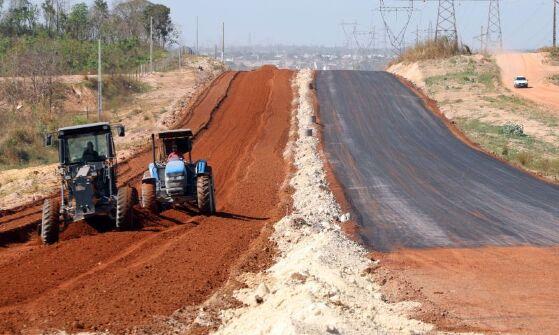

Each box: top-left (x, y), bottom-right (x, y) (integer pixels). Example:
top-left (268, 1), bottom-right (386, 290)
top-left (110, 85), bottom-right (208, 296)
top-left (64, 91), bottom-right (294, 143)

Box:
top-left (197, 174), bottom-right (216, 215)
top-left (41, 199), bottom-right (60, 245)
top-left (116, 186), bottom-right (136, 230)
top-left (141, 182), bottom-right (158, 213)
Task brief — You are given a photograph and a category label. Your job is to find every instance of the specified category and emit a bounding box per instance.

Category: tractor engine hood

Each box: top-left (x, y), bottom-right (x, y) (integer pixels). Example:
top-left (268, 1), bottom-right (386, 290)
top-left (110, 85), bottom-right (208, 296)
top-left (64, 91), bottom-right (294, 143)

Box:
top-left (165, 160), bottom-right (187, 196)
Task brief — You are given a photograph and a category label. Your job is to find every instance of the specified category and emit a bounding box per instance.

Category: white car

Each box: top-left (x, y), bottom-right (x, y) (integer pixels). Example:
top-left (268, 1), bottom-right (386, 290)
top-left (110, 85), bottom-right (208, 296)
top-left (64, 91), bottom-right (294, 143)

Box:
top-left (513, 76), bottom-right (528, 88)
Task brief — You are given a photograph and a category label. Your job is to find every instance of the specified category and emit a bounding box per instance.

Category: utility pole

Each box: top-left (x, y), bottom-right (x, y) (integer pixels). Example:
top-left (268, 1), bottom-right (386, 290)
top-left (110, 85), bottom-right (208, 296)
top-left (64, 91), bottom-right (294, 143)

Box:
top-left (196, 16), bottom-right (199, 54)
top-left (178, 46), bottom-right (182, 69)
top-left (221, 22), bottom-right (225, 62)
top-left (480, 25), bottom-right (485, 51)
top-left (97, 39), bottom-right (102, 121)
top-left (150, 16), bottom-right (154, 72)
top-left (554, 0), bottom-right (557, 48)
top-left (428, 21), bottom-right (433, 40)
top-left (435, 0), bottom-right (458, 43)
top-left (474, 25), bottom-right (486, 52)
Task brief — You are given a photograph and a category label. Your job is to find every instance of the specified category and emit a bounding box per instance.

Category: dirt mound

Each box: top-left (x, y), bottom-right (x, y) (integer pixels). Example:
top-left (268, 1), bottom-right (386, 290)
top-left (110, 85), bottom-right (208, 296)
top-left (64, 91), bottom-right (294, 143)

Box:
top-left (0, 66), bottom-right (294, 333)
top-left (58, 221), bottom-right (101, 241)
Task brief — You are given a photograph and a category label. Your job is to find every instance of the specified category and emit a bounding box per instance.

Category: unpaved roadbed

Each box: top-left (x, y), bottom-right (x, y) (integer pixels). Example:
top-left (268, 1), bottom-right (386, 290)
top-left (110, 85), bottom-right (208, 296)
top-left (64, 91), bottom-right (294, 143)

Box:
top-left (0, 66), bottom-right (293, 333)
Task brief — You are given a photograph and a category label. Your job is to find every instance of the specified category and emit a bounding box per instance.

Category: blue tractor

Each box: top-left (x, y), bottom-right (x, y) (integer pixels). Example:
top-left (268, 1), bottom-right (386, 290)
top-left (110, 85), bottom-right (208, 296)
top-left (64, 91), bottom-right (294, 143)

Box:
top-left (141, 129), bottom-right (216, 214)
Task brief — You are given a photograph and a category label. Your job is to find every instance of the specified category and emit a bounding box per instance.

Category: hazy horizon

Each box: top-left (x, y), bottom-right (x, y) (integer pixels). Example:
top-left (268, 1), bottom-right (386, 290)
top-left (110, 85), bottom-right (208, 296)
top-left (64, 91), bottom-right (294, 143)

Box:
top-left (158, 0), bottom-right (555, 51)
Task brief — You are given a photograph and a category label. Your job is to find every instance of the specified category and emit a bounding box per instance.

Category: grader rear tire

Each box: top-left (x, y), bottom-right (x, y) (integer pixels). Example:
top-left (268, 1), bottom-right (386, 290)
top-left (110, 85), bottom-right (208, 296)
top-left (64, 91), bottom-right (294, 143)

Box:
top-left (141, 182), bottom-right (158, 213)
top-left (41, 199), bottom-right (60, 245)
top-left (116, 187), bottom-right (136, 230)
top-left (197, 175), bottom-right (216, 215)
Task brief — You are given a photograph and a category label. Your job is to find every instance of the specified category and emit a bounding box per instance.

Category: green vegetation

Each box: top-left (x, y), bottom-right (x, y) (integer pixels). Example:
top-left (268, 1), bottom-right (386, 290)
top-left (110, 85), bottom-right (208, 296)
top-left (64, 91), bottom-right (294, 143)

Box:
top-left (393, 37), bottom-right (471, 64)
top-left (0, 0), bottom-right (177, 170)
top-left (456, 117), bottom-right (559, 180)
top-left (425, 57), bottom-right (499, 91)
top-left (481, 95), bottom-right (559, 127)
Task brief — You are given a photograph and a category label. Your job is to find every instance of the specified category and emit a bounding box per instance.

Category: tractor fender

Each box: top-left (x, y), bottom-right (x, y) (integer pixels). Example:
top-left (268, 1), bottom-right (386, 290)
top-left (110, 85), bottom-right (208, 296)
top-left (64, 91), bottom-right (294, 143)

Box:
top-left (195, 160), bottom-right (211, 175)
top-left (142, 163), bottom-right (159, 183)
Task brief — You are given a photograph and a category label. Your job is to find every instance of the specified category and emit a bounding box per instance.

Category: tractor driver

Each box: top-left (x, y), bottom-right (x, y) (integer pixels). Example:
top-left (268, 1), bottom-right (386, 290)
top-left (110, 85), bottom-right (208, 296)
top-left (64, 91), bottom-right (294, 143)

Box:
top-left (82, 141), bottom-right (100, 162)
top-left (167, 143), bottom-right (182, 162)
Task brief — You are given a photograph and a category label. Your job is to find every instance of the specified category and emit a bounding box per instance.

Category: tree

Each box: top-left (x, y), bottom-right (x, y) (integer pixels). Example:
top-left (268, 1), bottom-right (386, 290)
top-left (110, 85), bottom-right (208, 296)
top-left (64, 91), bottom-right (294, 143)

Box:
top-left (41, 0), bottom-right (56, 36)
top-left (66, 2), bottom-right (89, 40)
top-left (144, 3), bottom-right (174, 47)
top-left (112, 0), bottom-right (150, 41)
top-left (2, 0), bottom-right (38, 36)
top-left (89, 0), bottom-right (108, 40)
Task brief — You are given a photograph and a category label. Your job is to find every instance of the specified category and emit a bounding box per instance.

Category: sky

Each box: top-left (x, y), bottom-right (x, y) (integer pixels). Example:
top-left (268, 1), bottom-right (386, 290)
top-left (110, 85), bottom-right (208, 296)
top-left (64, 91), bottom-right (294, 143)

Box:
top-left (65, 0), bottom-right (557, 50)
top-left (154, 0), bottom-right (555, 51)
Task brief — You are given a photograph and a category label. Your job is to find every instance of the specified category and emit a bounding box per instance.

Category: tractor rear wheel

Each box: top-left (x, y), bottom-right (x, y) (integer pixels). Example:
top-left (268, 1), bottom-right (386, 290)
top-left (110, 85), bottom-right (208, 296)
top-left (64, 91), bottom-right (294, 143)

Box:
top-left (41, 199), bottom-right (60, 245)
top-left (116, 186), bottom-right (136, 230)
top-left (141, 182), bottom-right (158, 213)
top-left (197, 174), bottom-right (216, 215)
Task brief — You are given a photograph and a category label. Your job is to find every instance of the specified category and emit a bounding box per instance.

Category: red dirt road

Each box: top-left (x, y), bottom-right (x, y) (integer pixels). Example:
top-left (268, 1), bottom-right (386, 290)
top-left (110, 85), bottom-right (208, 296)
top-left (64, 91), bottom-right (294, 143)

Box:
top-left (0, 66), bottom-right (293, 334)
top-left (374, 247), bottom-right (559, 334)
top-left (495, 52), bottom-right (559, 111)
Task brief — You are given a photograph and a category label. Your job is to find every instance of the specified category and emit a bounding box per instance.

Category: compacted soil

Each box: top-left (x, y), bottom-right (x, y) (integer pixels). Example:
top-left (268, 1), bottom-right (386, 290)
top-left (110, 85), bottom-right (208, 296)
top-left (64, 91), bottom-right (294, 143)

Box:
top-left (373, 247), bottom-right (559, 334)
top-left (0, 66), bottom-right (293, 334)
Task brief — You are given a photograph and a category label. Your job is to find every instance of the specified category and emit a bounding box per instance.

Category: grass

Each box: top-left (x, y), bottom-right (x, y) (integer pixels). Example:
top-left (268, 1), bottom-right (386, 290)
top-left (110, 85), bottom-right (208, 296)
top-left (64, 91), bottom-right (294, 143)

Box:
top-left (392, 37), bottom-right (470, 64)
top-left (481, 94), bottom-right (559, 127)
top-left (455, 117), bottom-right (559, 179)
top-left (425, 57), bottom-right (499, 91)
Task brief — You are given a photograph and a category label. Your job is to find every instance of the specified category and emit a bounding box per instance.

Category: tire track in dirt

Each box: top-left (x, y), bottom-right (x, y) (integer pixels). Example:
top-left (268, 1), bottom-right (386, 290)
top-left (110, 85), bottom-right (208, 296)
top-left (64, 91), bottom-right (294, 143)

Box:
top-left (0, 66), bottom-right (293, 333)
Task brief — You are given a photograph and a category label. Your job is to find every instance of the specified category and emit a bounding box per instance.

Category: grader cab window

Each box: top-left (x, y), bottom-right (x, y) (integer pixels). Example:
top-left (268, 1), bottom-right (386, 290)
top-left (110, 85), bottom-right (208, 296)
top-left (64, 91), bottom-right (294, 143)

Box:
top-left (63, 133), bottom-right (110, 164)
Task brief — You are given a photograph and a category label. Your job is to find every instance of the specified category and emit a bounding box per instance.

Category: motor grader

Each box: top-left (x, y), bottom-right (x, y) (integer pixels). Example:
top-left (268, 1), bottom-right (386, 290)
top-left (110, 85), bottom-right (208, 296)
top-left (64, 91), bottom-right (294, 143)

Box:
top-left (40, 122), bottom-right (137, 244)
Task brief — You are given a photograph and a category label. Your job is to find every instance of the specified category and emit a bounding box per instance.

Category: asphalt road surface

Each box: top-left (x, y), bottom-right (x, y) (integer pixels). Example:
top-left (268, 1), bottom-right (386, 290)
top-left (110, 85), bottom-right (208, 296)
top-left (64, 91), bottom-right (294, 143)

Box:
top-left (317, 71), bottom-right (559, 252)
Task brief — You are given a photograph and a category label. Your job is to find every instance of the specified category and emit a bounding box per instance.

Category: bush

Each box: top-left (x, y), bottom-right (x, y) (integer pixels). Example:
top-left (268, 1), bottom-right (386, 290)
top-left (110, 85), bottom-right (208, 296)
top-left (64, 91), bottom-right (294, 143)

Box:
top-left (500, 122), bottom-right (524, 137)
top-left (393, 37), bottom-right (471, 64)
top-left (516, 151), bottom-right (532, 166)
top-left (85, 76), bottom-right (150, 100)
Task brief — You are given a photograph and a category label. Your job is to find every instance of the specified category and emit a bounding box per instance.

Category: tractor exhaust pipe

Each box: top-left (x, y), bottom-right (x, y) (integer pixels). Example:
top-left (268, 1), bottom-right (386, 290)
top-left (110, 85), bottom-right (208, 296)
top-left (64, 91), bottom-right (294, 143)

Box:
top-left (151, 134), bottom-right (156, 164)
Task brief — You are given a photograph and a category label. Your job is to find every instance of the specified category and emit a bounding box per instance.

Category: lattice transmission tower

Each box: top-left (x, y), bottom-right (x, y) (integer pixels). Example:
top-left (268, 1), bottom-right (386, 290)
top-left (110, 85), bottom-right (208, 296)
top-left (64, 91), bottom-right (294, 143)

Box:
top-left (435, 0), bottom-right (458, 42)
top-left (486, 0), bottom-right (502, 50)
top-left (378, 0), bottom-right (415, 55)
